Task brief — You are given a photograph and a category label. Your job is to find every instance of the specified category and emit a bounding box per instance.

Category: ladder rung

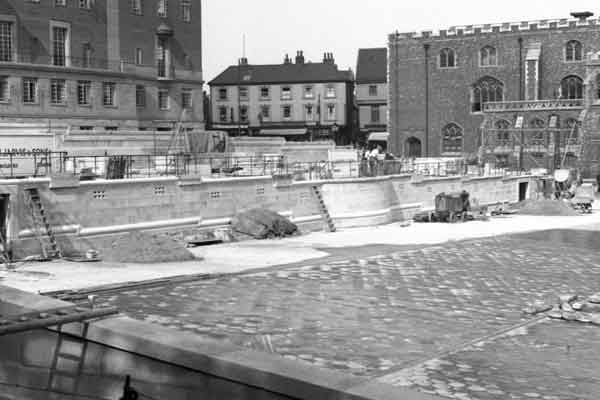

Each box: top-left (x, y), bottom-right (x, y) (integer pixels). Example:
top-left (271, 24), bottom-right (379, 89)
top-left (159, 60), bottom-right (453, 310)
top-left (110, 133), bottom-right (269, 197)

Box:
top-left (58, 352), bottom-right (83, 362)
top-left (51, 370), bottom-right (79, 379)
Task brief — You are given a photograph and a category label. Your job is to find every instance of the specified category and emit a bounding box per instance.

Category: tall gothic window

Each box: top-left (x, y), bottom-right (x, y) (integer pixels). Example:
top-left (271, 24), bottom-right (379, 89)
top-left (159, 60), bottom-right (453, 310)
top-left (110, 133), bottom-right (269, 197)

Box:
top-left (560, 75), bottom-right (583, 99)
top-left (472, 76), bottom-right (503, 112)
top-left (441, 123), bottom-right (463, 153)
top-left (480, 46), bottom-right (497, 67)
top-left (565, 40), bottom-right (583, 62)
top-left (439, 48), bottom-right (456, 68)
top-left (495, 119), bottom-right (511, 144)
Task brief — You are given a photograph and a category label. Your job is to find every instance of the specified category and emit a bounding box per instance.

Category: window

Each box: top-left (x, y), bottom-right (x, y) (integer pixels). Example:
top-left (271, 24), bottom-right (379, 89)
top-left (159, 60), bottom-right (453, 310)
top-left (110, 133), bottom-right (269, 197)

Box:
top-left (51, 25), bottom-right (69, 66)
top-left (239, 105), bottom-right (248, 122)
top-left (326, 104), bottom-right (336, 120)
top-left (135, 48), bottom-right (143, 65)
top-left (0, 21), bottom-right (13, 62)
top-left (260, 86), bottom-right (270, 99)
top-left (472, 76), bottom-right (503, 112)
top-left (480, 46), bottom-right (497, 67)
top-left (283, 105), bottom-right (292, 120)
top-left (136, 85), bottom-right (146, 107)
top-left (442, 123), bottom-right (463, 153)
top-left (158, 88), bottom-right (169, 110)
top-left (260, 105), bottom-right (270, 121)
top-left (0, 76), bottom-right (9, 102)
top-left (22, 78), bottom-right (37, 104)
top-left (439, 48), bottom-right (456, 68)
top-left (370, 105), bottom-right (380, 123)
top-left (219, 106), bottom-right (227, 122)
top-left (565, 40), bottom-right (583, 62)
top-left (281, 86), bottom-right (292, 100)
top-left (495, 120), bottom-right (511, 144)
top-left (156, 38), bottom-right (168, 77)
top-left (218, 88), bottom-right (227, 100)
top-left (77, 80), bottom-right (91, 105)
top-left (560, 75), bottom-right (583, 99)
top-left (530, 118), bottom-right (545, 146)
top-left (131, 0), bottom-right (143, 15)
top-left (181, 88), bottom-right (192, 109)
top-left (157, 0), bottom-right (167, 17)
top-left (79, 0), bottom-right (92, 9)
top-left (102, 82), bottom-right (116, 106)
top-left (82, 45), bottom-right (92, 68)
top-left (368, 85), bottom-right (378, 96)
top-left (304, 86), bottom-right (314, 99)
top-left (55, 0), bottom-right (66, 6)
top-left (180, 0), bottom-right (191, 22)
top-left (325, 85), bottom-right (336, 98)
top-left (238, 86), bottom-right (248, 100)
top-left (50, 79), bottom-right (66, 104)
top-left (305, 104), bottom-right (314, 121)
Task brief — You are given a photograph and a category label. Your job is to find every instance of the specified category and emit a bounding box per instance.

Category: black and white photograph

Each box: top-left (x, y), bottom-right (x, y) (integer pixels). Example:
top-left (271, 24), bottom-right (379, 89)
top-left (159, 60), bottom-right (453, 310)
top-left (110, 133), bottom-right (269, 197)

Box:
top-left (1, 0), bottom-right (600, 399)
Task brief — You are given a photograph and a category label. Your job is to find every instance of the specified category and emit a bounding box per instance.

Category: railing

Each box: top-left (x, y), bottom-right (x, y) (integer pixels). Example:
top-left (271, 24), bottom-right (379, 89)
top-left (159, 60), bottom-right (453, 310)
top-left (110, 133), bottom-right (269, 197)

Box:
top-left (483, 99), bottom-right (585, 112)
top-left (483, 128), bottom-right (582, 147)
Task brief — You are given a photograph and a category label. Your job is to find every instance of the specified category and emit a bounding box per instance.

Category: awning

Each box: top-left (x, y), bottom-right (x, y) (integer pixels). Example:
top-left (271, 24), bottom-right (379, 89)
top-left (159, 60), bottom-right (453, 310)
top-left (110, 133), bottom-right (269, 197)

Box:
top-left (259, 129), bottom-right (307, 136)
top-left (368, 132), bottom-right (389, 142)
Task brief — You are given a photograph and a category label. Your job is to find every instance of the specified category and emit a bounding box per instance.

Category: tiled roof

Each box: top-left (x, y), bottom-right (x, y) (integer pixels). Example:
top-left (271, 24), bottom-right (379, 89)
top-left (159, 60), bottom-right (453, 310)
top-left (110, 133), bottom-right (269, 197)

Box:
top-left (208, 62), bottom-right (353, 86)
top-left (356, 48), bottom-right (387, 84)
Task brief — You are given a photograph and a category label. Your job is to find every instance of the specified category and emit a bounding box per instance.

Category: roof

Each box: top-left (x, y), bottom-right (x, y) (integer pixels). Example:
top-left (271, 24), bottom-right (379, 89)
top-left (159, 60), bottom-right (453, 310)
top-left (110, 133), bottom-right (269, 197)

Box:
top-left (209, 62), bottom-right (354, 86)
top-left (356, 48), bottom-right (387, 84)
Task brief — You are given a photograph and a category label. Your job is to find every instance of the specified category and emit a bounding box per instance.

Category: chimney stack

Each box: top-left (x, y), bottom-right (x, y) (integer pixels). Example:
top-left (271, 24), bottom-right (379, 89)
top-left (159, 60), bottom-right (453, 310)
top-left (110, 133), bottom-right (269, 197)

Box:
top-left (238, 57), bottom-right (248, 65)
top-left (323, 52), bottom-right (335, 64)
top-left (284, 53), bottom-right (292, 64)
top-left (295, 50), bottom-right (305, 64)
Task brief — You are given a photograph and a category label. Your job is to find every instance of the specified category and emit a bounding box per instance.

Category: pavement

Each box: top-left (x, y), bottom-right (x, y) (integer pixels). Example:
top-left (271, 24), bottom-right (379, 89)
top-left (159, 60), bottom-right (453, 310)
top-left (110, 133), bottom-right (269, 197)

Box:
top-left (2, 212), bottom-right (600, 293)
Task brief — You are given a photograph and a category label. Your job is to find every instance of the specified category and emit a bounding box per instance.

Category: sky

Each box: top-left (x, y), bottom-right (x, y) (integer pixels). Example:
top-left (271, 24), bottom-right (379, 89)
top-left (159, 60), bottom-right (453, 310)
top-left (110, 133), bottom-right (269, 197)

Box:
top-left (202, 1), bottom-right (600, 84)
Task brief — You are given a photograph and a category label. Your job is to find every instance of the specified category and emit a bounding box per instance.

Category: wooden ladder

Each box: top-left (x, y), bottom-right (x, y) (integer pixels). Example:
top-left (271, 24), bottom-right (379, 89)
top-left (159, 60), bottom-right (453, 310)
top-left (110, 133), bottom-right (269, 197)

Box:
top-left (47, 323), bottom-right (90, 394)
top-left (24, 187), bottom-right (61, 260)
top-left (312, 185), bottom-right (336, 232)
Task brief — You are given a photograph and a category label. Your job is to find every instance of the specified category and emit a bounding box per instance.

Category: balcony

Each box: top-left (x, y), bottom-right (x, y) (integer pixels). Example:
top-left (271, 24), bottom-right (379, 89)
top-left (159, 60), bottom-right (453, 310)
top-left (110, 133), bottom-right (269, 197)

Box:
top-left (483, 99), bottom-right (584, 112)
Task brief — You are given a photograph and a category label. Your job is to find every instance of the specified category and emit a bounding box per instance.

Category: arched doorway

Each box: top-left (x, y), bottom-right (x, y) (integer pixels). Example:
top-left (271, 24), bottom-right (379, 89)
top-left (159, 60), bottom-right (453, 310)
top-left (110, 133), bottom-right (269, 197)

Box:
top-left (406, 137), bottom-right (422, 158)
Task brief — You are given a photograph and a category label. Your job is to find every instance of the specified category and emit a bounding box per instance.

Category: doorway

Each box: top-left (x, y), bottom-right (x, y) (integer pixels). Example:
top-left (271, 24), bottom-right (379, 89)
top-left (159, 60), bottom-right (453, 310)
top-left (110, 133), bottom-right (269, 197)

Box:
top-left (519, 182), bottom-right (529, 202)
top-left (406, 137), bottom-right (422, 158)
top-left (0, 194), bottom-right (9, 257)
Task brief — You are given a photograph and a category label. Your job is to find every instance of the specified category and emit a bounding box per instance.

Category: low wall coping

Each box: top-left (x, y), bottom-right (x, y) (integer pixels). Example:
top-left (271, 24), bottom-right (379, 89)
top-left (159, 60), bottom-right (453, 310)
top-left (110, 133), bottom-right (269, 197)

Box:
top-left (79, 176), bottom-right (179, 186)
top-left (0, 286), bottom-right (441, 400)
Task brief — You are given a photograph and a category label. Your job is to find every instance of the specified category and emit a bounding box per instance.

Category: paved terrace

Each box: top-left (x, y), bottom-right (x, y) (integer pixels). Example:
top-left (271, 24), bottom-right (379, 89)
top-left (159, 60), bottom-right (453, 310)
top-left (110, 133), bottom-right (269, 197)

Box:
top-left (2, 213), bottom-right (600, 400)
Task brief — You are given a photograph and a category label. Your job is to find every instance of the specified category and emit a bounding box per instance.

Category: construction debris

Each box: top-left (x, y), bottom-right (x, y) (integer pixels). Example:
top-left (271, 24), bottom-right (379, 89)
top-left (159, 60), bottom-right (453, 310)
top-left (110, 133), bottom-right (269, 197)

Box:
top-left (96, 231), bottom-right (198, 263)
top-left (516, 199), bottom-right (579, 216)
top-left (231, 209), bottom-right (298, 239)
top-left (524, 293), bottom-right (600, 325)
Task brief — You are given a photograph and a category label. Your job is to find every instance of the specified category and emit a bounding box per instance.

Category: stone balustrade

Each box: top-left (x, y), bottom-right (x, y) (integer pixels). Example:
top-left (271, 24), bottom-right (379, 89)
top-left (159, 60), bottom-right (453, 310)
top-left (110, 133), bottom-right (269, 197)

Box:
top-left (483, 99), bottom-right (584, 112)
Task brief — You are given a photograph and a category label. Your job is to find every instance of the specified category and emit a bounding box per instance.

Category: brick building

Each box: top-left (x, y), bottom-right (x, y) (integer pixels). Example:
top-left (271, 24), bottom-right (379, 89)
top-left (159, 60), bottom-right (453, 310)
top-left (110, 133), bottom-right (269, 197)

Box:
top-left (0, 0), bottom-right (204, 136)
top-left (208, 52), bottom-right (354, 144)
top-left (355, 48), bottom-right (388, 144)
top-left (388, 11), bottom-right (600, 170)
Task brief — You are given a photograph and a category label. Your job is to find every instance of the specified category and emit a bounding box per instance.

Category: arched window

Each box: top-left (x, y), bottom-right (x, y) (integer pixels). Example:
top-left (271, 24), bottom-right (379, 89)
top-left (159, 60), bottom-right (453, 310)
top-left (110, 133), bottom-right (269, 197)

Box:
top-left (560, 75), bottom-right (583, 99)
top-left (565, 40), bottom-right (583, 62)
top-left (565, 118), bottom-right (580, 143)
top-left (480, 46), bottom-right (497, 67)
top-left (439, 48), bottom-right (456, 68)
top-left (472, 76), bottom-right (504, 112)
top-left (441, 123), bottom-right (463, 153)
top-left (530, 118), bottom-right (545, 145)
top-left (495, 119), bottom-right (511, 144)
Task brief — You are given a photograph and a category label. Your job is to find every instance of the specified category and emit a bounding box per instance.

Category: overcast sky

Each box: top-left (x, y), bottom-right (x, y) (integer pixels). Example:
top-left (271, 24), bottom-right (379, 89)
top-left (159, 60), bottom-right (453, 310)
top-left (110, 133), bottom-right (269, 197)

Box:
top-left (202, 1), bottom-right (599, 83)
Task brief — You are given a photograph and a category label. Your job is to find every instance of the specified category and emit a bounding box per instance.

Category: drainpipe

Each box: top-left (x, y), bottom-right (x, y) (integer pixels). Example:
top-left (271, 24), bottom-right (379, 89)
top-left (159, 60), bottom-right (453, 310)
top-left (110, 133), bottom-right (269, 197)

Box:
top-left (424, 43), bottom-right (430, 157)
top-left (518, 38), bottom-right (524, 100)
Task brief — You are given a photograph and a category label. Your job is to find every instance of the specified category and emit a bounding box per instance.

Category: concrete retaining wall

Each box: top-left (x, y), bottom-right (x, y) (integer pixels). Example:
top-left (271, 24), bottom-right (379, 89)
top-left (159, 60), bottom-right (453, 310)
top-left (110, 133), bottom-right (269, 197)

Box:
top-left (3, 172), bottom-right (534, 258)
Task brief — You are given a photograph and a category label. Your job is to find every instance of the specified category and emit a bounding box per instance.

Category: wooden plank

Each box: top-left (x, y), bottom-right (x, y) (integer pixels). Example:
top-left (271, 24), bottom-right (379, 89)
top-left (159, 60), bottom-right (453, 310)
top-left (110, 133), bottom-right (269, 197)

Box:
top-left (0, 307), bottom-right (118, 336)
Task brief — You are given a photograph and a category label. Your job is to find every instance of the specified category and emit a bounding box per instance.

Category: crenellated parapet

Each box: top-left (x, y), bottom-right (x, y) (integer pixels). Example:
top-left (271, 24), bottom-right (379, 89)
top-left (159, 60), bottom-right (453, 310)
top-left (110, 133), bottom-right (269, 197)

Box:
top-left (389, 17), bottom-right (600, 42)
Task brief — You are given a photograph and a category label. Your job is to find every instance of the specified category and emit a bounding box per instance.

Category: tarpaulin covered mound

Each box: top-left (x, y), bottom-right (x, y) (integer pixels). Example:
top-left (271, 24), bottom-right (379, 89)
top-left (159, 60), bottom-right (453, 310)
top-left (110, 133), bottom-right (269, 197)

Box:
top-left (517, 199), bottom-right (578, 216)
top-left (100, 231), bottom-right (197, 263)
top-left (231, 209), bottom-right (299, 239)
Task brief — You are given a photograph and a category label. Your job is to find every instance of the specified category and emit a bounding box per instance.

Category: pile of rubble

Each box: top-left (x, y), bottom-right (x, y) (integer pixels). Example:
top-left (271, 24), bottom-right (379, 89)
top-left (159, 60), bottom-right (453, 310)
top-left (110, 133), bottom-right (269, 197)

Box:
top-left (524, 293), bottom-right (600, 324)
